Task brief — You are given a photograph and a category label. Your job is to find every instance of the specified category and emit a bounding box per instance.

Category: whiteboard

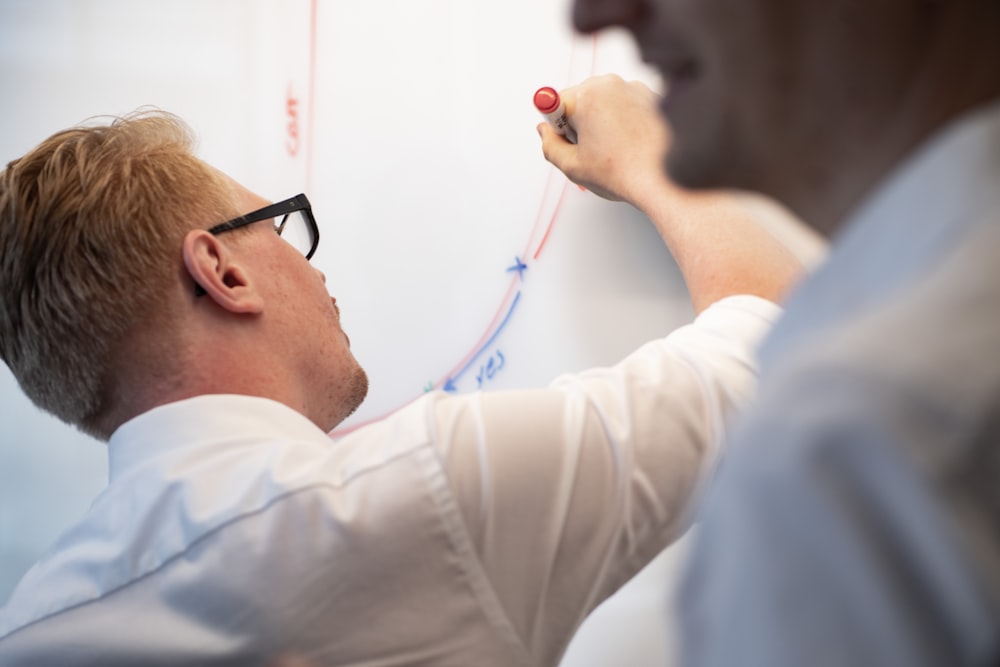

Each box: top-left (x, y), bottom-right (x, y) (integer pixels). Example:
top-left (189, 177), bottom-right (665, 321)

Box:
top-left (0, 2), bottom-right (824, 664)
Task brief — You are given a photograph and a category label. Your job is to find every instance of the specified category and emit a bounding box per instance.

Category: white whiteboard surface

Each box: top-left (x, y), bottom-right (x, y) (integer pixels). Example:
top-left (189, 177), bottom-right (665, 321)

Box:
top-left (0, 2), bottom-right (824, 664)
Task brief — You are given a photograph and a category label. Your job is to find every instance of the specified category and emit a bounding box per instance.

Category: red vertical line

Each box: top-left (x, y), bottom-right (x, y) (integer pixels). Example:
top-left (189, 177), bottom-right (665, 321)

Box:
top-left (532, 34), bottom-right (599, 261)
top-left (565, 31), bottom-right (578, 84)
top-left (519, 168), bottom-right (557, 259)
top-left (306, 0), bottom-right (319, 194)
top-left (532, 181), bottom-right (570, 260)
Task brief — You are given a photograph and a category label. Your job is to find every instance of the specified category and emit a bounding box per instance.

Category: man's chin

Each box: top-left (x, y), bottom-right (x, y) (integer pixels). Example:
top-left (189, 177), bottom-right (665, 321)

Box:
top-left (323, 366), bottom-right (370, 432)
top-left (342, 367), bottom-right (370, 419)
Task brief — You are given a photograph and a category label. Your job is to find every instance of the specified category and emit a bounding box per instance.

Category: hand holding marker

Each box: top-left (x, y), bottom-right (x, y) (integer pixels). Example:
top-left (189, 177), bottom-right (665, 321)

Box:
top-left (534, 86), bottom-right (577, 144)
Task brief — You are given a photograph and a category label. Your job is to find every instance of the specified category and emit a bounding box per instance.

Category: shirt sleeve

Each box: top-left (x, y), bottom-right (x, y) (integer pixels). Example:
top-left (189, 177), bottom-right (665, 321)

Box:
top-left (426, 294), bottom-right (781, 663)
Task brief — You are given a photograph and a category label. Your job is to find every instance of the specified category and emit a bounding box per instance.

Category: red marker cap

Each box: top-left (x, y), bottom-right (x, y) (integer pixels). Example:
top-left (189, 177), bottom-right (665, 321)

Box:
top-left (533, 87), bottom-right (561, 114)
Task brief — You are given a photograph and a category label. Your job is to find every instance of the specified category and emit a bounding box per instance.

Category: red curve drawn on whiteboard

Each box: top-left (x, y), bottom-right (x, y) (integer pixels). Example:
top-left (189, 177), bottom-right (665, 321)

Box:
top-left (306, 3), bottom-right (599, 436)
top-left (306, 0), bottom-right (319, 195)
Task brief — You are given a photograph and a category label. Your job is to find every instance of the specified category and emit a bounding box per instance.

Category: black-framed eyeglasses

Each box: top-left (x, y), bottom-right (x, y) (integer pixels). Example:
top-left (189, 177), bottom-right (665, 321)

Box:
top-left (195, 193), bottom-right (320, 296)
top-left (209, 193), bottom-right (319, 259)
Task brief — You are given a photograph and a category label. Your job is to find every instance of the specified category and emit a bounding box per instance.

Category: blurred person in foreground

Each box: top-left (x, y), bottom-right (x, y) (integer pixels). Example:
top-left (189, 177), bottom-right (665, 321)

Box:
top-left (539, 0), bottom-right (1000, 664)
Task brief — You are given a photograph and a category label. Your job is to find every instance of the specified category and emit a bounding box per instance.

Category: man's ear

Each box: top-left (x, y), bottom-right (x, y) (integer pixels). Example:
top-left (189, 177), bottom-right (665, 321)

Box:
top-left (182, 229), bottom-right (264, 314)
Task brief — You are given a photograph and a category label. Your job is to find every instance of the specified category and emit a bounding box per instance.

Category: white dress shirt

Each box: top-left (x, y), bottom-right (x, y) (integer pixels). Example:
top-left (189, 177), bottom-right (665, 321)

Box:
top-left (0, 295), bottom-right (778, 667)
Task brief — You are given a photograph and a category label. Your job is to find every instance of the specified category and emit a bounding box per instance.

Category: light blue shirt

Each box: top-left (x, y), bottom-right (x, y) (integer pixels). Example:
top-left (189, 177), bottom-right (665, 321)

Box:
top-left (679, 101), bottom-right (1000, 665)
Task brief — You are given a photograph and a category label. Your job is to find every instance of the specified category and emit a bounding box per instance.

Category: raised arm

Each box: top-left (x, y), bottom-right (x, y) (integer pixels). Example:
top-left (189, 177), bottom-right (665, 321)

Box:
top-left (539, 74), bottom-right (803, 313)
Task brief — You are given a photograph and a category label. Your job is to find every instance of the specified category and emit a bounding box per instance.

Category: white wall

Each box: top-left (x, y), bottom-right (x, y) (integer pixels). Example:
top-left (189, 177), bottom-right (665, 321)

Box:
top-left (0, 1), bottom-right (824, 664)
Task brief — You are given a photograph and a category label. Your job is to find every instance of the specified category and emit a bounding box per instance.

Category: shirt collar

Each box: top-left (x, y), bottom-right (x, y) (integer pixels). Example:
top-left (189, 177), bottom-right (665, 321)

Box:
top-left (760, 98), bottom-right (1000, 367)
top-left (108, 395), bottom-right (332, 480)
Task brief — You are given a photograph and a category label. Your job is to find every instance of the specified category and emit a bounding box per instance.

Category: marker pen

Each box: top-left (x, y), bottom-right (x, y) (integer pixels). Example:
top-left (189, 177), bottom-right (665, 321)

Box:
top-left (534, 86), bottom-right (577, 144)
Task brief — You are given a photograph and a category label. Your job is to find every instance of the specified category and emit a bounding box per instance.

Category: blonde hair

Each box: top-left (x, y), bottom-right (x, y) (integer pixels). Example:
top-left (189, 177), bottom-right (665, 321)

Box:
top-left (0, 110), bottom-right (233, 438)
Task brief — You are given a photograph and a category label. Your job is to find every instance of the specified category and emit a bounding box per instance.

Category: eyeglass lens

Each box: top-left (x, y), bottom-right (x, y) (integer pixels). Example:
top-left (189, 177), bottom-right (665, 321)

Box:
top-left (276, 210), bottom-right (315, 258)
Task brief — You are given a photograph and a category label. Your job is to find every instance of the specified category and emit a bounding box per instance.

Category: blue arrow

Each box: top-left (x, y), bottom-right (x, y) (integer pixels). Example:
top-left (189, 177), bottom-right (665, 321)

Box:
top-left (444, 291), bottom-right (522, 391)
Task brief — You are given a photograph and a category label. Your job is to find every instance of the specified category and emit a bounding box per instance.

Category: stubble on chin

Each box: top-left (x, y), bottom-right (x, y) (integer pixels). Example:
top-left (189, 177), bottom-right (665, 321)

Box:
top-left (342, 364), bottom-right (369, 420)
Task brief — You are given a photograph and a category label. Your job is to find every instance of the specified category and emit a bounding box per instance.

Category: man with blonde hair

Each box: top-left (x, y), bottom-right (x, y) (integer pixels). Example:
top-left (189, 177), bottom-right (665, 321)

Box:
top-left (0, 114), bottom-right (367, 440)
top-left (0, 107), bottom-right (799, 665)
